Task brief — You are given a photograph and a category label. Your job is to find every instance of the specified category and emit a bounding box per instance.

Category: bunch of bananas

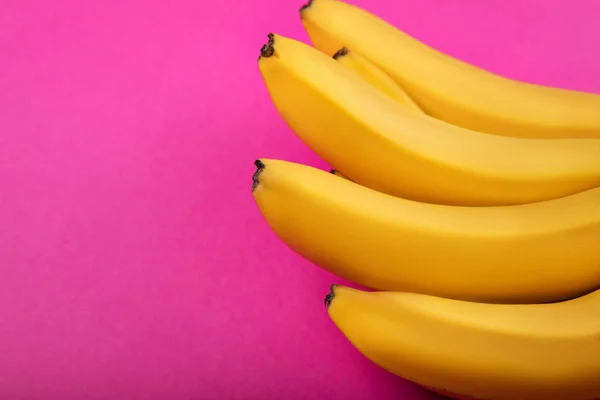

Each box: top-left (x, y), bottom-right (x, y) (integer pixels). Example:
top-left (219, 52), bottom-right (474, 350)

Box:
top-left (252, 0), bottom-right (600, 399)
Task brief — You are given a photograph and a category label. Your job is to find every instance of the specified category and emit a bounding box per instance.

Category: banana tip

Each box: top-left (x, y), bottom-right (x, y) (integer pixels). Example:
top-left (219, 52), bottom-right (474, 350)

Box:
top-left (258, 33), bottom-right (275, 61)
top-left (324, 284), bottom-right (337, 308)
top-left (252, 159), bottom-right (265, 192)
top-left (299, 0), bottom-right (313, 13)
top-left (333, 47), bottom-right (349, 59)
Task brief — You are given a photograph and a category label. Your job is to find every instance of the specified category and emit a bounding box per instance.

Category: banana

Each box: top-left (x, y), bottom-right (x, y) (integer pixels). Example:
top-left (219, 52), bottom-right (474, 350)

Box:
top-left (251, 158), bottom-right (600, 304)
top-left (325, 284), bottom-right (600, 400)
top-left (257, 33), bottom-right (600, 206)
top-left (299, 0), bottom-right (600, 139)
top-left (332, 47), bottom-right (423, 112)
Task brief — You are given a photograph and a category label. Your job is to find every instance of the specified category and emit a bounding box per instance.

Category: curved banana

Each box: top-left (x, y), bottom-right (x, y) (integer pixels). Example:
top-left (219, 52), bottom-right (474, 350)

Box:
top-left (326, 284), bottom-right (600, 400)
top-left (251, 158), bottom-right (600, 304)
top-left (257, 33), bottom-right (600, 206)
top-left (332, 47), bottom-right (423, 112)
top-left (300, 0), bottom-right (600, 139)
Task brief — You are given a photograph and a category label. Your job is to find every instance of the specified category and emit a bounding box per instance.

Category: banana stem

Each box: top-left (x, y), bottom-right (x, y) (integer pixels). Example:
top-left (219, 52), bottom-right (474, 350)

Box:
top-left (324, 284), bottom-right (337, 308)
top-left (252, 159), bottom-right (265, 191)
top-left (299, 0), bottom-right (313, 12)
top-left (333, 47), bottom-right (349, 59)
top-left (258, 33), bottom-right (275, 60)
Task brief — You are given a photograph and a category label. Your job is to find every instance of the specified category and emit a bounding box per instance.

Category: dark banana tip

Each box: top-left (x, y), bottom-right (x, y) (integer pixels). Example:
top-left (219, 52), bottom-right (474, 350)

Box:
top-left (258, 33), bottom-right (276, 61)
top-left (329, 169), bottom-right (337, 174)
top-left (324, 284), bottom-right (338, 308)
top-left (299, 0), bottom-right (313, 12)
top-left (333, 47), bottom-right (349, 59)
top-left (252, 159), bottom-right (266, 191)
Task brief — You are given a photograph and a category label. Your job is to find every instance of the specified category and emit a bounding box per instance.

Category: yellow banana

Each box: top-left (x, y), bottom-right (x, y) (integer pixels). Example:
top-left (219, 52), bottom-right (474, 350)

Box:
top-left (326, 284), bottom-right (600, 400)
top-left (257, 33), bottom-right (600, 206)
top-left (332, 47), bottom-right (423, 112)
top-left (251, 159), bottom-right (600, 304)
top-left (299, 0), bottom-right (600, 139)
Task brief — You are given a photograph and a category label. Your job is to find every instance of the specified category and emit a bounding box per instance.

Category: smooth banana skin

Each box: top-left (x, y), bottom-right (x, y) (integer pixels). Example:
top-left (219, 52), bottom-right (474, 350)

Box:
top-left (300, 0), bottom-right (600, 139)
top-left (332, 47), bottom-right (423, 113)
top-left (251, 159), bottom-right (600, 304)
top-left (326, 284), bottom-right (600, 400)
top-left (257, 33), bottom-right (600, 206)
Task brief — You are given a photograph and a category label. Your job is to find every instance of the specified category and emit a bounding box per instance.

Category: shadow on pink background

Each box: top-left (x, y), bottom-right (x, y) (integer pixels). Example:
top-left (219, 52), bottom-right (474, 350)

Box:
top-left (1, 0), bottom-right (599, 398)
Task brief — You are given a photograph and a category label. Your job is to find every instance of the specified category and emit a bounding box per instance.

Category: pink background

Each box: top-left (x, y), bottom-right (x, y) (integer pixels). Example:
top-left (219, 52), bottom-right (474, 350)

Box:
top-left (1, 0), bottom-right (599, 398)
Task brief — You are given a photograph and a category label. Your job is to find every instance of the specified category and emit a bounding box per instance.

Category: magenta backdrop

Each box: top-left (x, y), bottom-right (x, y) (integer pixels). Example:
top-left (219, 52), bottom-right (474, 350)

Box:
top-left (1, 0), bottom-right (599, 399)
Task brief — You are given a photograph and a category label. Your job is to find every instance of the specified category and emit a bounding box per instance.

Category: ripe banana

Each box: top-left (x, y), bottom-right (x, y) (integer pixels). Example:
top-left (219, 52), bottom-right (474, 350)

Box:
top-left (251, 158), bottom-right (600, 304)
top-left (300, 0), bottom-right (600, 139)
top-left (332, 47), bottom-right (423, 112)
top-left (257, 33), bottom-right (600, 206)
top-left (326, 284), bottom-right (600, 400)
top-left (258, 35), bottom-right (600, 206)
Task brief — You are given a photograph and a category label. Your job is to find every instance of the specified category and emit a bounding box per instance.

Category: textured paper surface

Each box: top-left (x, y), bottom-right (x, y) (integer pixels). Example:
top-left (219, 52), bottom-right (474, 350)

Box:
top-left (1, 0), bottom-right (599, 398)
